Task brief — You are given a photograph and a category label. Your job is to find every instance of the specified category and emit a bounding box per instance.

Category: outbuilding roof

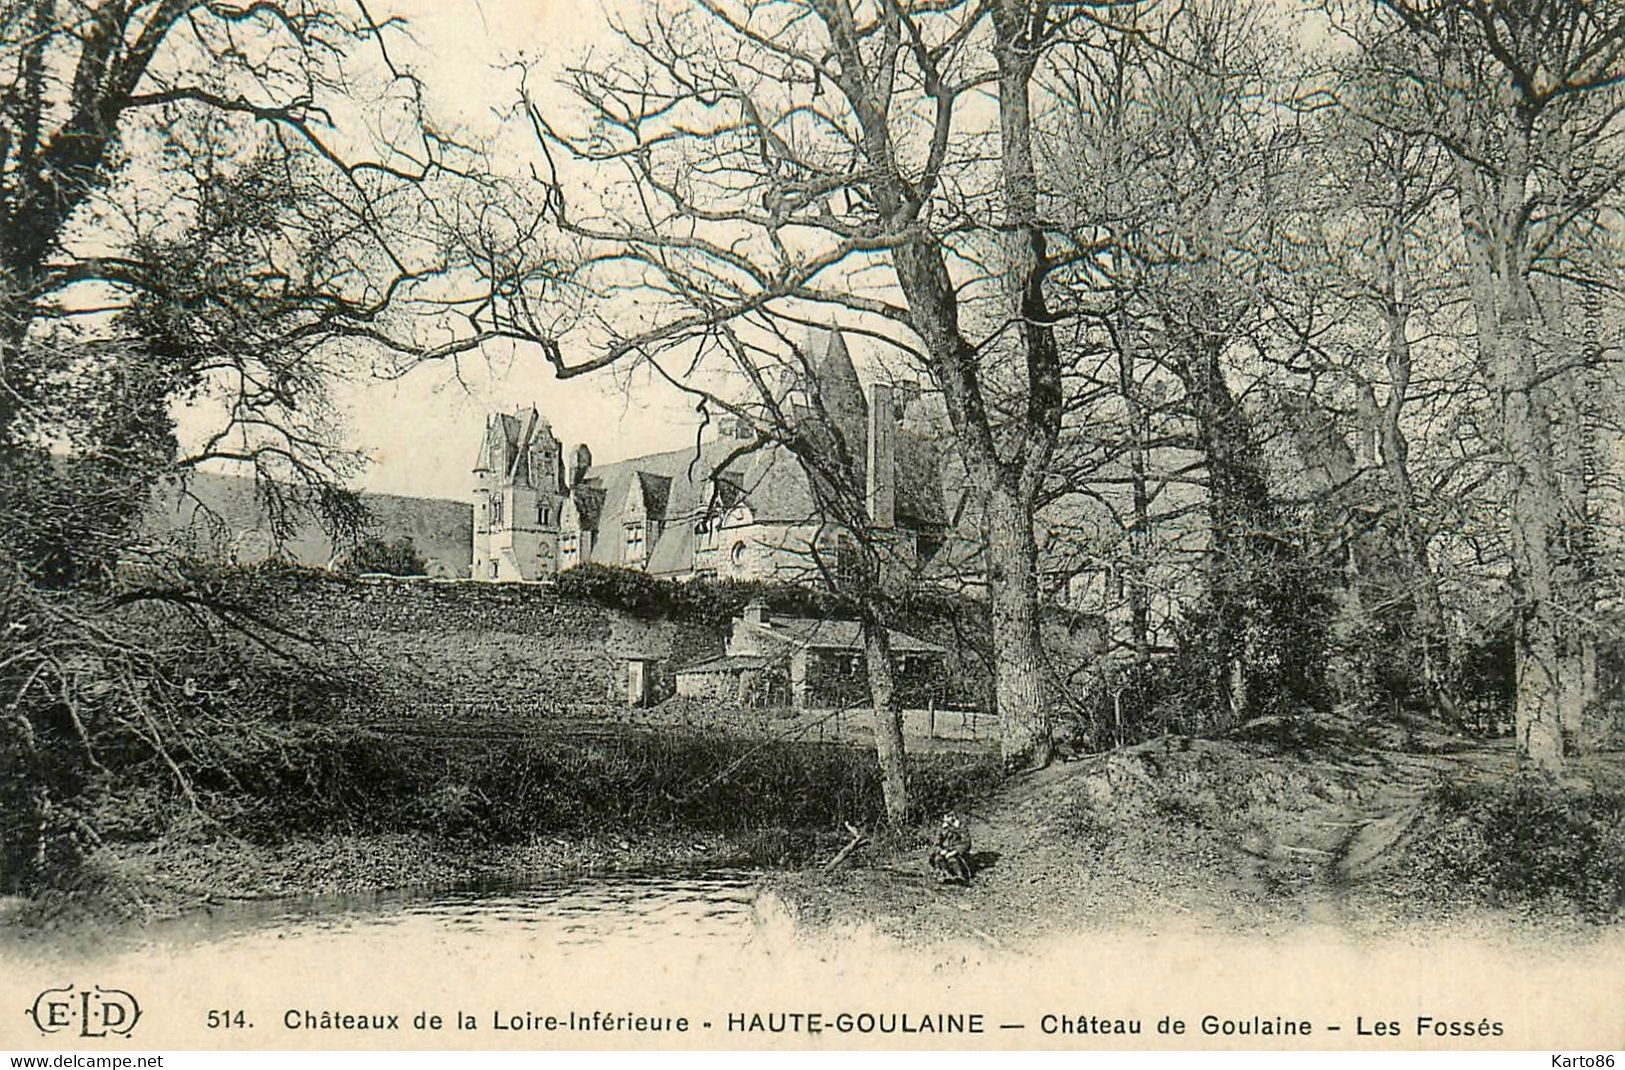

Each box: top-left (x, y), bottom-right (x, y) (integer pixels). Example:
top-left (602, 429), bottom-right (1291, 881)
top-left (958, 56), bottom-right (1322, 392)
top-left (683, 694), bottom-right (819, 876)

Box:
top-left (674, 653), bottom-right (779, 675)
top-left (738, 616), bottom-right (948, 655)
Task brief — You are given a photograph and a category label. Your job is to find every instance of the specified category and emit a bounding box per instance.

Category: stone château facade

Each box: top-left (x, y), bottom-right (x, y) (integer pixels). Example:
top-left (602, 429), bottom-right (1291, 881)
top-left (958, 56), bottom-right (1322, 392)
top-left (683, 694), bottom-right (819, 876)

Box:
top-left (471, 331), bottom-right (964, 584)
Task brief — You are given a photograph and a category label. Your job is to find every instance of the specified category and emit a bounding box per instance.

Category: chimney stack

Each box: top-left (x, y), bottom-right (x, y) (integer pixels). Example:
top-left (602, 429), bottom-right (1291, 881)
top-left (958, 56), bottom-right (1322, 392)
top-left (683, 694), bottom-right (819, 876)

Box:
top-left (743, 598), bottom-right (770, 627)
top-left (867, 383), bottom-right (896, 529)
top-left (570, 444), bottom-right (593, 487)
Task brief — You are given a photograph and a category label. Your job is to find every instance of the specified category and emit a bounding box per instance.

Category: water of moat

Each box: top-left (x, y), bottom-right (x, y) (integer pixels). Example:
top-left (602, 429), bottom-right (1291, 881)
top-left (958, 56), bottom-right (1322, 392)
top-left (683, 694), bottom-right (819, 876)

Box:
top-left (1, 869), bottom-right (830, 1040)
top-left (6, 868), bottom-right (769, 971)
top-left (167, 867), bottom-right (762, 949)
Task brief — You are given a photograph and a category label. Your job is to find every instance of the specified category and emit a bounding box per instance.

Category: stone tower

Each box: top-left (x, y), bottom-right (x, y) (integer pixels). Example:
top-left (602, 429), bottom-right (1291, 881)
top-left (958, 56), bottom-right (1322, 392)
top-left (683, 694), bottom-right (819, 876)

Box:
top-left (472, 405), bottom-right (564, 581)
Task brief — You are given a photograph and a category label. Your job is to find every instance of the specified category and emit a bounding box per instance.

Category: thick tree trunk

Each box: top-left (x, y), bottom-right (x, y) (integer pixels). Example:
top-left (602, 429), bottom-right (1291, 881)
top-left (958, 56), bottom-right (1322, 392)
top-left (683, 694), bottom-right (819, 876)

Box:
top-left (1451, 127), bottom-right (1570, 770)
top-left (1542, 273), bottom-right (1598, 752)
top-left (1494, 290), bottom-right (1567, 769)
top-left (989, 2), bottom-right (1059, 767)
top-left (984, 480), bottom-right (1050, 768)
top-left (1495, 289), bottom-right (1568, 772)
top-left (859, 605), bottom-right (907, 829)
top-left (1507, 469), bottom-right (1568, 771)
top-left (1102, 36), bottom-right (1152, 694)
top-left (886, 236), bottom-right (1055, 767)
top-left (1280, 391), bottom-right (1363, 703)
top-left (819, 0), bottom-right (1059, 772)
top-left (1375, 283), bottom-right (1457, 719)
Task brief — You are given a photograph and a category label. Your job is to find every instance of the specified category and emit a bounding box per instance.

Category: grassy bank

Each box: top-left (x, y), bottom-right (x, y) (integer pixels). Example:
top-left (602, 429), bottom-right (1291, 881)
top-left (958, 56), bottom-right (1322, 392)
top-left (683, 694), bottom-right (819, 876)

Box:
top-left (8, 722), bottom-right (1002, 932)
top-left (770, 717), bottom-right (1625, 944)
top-left (1383, 775), bottom-right (1625, 923)
top-left (106, 723), bottom-right (1005, 843)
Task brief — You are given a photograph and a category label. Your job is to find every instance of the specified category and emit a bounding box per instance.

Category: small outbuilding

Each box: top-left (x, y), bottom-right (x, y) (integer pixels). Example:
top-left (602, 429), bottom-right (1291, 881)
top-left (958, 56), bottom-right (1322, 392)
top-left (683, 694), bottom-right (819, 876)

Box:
top-left (673, 599), bottom-right (948, 709)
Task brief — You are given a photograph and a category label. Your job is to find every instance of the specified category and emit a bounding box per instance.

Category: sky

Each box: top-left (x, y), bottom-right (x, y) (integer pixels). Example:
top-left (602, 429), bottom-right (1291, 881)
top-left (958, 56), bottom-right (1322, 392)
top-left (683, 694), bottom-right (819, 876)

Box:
top-left (323, 0), bottom-right (710, 502)
top-left (216, 0), bottom-right (1327, 505)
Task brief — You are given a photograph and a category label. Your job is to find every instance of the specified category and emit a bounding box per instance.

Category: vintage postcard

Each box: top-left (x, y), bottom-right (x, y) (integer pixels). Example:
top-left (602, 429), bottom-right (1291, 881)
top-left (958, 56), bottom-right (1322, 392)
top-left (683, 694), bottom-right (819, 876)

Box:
top-left (1, 0), bottom-right (1622, 1057)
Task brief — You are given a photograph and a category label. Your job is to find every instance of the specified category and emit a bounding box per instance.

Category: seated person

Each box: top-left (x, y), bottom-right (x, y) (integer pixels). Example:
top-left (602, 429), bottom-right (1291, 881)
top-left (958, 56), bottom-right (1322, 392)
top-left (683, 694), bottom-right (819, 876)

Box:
top-left (929, 811), bottom-right (973, 884)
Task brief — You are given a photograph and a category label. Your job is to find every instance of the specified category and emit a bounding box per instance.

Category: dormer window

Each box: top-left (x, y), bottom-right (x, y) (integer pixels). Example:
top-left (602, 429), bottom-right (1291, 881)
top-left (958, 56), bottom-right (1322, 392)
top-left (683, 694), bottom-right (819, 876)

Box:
top-left (625, 523), bottom-right (646, 562)
top-left (695, 515), bottom-right (719, 551)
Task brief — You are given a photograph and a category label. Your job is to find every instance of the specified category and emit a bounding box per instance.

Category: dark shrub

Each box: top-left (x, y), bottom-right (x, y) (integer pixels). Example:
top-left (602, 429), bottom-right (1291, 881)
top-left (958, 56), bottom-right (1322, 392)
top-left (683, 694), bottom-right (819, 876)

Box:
top-left (339, 535), bottom-right (428, 577)
top-left (1403, 776), bottom-right (1625, 921)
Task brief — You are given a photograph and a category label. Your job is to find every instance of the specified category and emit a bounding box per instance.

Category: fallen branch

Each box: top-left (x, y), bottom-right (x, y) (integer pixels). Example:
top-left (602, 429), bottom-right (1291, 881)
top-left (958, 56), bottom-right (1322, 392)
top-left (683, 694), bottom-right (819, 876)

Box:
top-left (823, 822), bottom-right (868, 872)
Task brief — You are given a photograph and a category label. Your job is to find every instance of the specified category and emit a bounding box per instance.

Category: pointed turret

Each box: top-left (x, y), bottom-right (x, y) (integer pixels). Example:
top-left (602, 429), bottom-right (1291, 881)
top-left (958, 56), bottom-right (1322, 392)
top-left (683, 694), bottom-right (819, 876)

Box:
top-left (807, 330), bottom-right (869, 477)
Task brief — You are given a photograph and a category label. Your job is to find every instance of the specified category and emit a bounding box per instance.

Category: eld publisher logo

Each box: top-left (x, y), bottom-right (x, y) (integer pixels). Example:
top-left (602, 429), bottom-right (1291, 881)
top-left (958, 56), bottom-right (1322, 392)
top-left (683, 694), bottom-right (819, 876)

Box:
top-left (27, 985), bottom-right (141, 1037)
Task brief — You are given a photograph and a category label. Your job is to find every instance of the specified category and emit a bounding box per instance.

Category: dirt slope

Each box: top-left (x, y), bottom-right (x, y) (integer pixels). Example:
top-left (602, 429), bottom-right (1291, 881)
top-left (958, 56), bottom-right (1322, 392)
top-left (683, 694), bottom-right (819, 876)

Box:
top-left (774, 714), bottom-right (1624, 945)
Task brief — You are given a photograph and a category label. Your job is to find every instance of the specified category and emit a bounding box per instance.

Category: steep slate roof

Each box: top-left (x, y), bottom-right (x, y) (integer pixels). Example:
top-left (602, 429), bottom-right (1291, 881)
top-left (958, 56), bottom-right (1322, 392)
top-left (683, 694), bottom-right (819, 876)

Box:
top-left (474, 407), bottom-right (555, 489)
top-left (676, 653), bottom-right (776, 674)
top-left (570, 484), bottom-right (606, 531)
top-left (508, 410), bottom-right (536, 485)
top-left (738, 616), bottom-right (947, 655)
top-left (894, 429), bottom-right (947, 527)
top-left (472, 412), bottom-right (519, 472)
top-left (569, 437), bottom-right (827, 576)
top-left (572, 440), bottom-right (732, 574)
top-left (810, 331), bottom-right (867, 431)
top-left (918, 532), bottom-right (987, 587)
top-left (644, 507), bottom-right (695, 575)
top-left (635, 471), bottom-right (673, 518)
top-left (729, 446), bottom-right (821, 523)
top-left (556, 332), bottom-right (950, 577)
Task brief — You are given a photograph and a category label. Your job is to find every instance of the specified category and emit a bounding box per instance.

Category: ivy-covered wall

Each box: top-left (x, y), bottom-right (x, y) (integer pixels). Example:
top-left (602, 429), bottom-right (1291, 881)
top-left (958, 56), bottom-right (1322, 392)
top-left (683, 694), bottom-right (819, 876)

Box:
top-left (234, 564), bottom-right (1006, 715)
top-left (250, 570), bottom-right (714, 713)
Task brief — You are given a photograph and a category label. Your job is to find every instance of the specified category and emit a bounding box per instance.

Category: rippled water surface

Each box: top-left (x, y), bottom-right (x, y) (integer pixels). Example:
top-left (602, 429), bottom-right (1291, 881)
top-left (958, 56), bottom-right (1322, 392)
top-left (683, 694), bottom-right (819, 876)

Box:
top-left (1, 868), bottom-right (796, 1043)
top-left (164, 869), bottom-right (764, 949)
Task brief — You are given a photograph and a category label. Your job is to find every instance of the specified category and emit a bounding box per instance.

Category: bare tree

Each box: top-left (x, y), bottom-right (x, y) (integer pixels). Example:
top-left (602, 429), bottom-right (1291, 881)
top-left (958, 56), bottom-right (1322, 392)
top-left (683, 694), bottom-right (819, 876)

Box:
top-left (0, 0), bottom-right (547, 892)
top-left (1048, 0), bottom-right (1323, 727)
top-left (1326, 0), bottom-right (1625, 768)
top-left (498, 0), bottom-right (1152, 767)
top-left (1271, 62), bottom-right (1472, 718)
top-left (637, 324), bottom-right (916, 825)
top-left (0, 0), bottom-right (540, 536)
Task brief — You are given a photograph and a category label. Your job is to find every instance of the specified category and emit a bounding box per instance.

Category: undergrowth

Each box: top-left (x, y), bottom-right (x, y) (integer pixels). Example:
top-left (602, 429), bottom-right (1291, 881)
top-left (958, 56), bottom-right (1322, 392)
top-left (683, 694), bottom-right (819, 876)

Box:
top-left (1399, 776), bottom-right (1625, 922)
top-left (99, 725), bottom-right (1006, 847)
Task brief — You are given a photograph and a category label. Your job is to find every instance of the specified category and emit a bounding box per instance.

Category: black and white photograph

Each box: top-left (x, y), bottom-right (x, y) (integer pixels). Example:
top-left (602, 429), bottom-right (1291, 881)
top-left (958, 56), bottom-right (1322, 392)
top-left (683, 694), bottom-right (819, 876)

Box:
top-left (0, 0), bottom-right (1622, 1056)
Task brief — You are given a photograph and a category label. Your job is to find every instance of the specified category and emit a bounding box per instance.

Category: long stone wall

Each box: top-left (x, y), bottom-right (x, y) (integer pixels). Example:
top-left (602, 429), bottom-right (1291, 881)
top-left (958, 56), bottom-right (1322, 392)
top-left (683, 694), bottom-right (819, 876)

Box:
top-left (240, 570), bottom-right (1086, 718)
top-left (263, 575), bottom-right (724, 712)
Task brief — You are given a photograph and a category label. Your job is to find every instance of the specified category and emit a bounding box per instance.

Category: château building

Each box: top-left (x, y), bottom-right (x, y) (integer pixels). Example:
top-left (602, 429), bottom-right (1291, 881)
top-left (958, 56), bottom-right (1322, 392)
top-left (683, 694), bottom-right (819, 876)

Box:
top-left (471, 331), bottom-right (965, 584)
